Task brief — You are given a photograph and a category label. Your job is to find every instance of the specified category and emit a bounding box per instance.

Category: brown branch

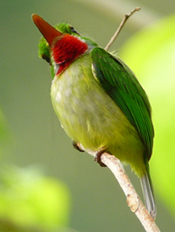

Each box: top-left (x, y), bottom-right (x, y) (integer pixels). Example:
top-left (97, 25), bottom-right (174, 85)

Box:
top-left (101, 153), bottom-right (160, 232)
top-left (78, 7), bottom-right (160, 231)
top-left (79, 143), bottom-right (160, 232)
top-left (105, 7), bottom-right (141, 51)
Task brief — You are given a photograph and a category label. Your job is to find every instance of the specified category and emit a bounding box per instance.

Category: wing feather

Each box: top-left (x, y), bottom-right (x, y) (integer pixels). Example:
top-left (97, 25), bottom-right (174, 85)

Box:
top-left (91, 47), bottom-right (154, 160)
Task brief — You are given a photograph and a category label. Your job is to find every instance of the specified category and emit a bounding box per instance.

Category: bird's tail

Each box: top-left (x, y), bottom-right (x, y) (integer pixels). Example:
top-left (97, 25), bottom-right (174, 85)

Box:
top-left (140, 170), bottom-right (156, 219)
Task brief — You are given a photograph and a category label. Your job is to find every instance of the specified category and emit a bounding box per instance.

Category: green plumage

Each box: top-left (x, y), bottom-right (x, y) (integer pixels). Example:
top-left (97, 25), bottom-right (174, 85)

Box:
top-left (34, 17), bottom-right (156, 218)
top-left (91, 48), bottom-right (154, 160)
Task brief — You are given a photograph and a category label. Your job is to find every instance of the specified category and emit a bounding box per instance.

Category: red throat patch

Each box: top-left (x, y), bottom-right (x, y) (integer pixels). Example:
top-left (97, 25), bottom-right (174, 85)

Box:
top-left (52, 34), bottom-right (88, 74)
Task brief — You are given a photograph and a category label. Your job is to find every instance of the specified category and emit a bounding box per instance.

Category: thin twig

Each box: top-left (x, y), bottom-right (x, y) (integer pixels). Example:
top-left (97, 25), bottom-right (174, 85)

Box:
top-left (80, 145), bottom-right (161, 232)
top-left (101, 153), bottom-right (160, 232)
top-left (105, 7), bottom-right (141, 51)
top-left (79, 7), bottom-right (160, 232)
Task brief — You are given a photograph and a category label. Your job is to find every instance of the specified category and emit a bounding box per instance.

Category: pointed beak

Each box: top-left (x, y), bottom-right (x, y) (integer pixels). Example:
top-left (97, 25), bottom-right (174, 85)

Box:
top-left (32, 14), bottom-right (62, 46)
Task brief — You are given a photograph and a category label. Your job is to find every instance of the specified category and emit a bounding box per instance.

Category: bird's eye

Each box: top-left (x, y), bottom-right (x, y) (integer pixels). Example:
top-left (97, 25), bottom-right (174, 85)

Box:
top-left (69, 26), bottom-right (80, 35)
top-left (42, 54), bottom-right (51, 64)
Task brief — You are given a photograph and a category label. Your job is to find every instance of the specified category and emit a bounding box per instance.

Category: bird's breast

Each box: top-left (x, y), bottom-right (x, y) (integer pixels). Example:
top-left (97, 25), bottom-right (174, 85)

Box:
top-left (51, 54), bottom-right (141, 154)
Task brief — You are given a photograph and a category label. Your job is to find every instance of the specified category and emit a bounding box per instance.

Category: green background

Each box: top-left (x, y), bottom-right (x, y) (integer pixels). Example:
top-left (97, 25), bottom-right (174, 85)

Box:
top-left (1, 0), bottom-right (175, 231)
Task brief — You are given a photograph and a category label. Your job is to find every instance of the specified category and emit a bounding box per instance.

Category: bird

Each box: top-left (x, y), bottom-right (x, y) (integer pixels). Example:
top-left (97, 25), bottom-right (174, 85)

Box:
top-left (32, 14), bottom-right (156, 219)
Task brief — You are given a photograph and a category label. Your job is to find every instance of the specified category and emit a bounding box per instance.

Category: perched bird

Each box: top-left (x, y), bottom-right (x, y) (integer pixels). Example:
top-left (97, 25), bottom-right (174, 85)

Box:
top-left (32, 14), bottom-right (156, 218)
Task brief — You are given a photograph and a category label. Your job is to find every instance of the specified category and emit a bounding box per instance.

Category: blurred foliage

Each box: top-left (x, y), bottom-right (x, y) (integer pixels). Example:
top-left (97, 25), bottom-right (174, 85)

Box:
top-left (120, 15), bottom-right (175, 218)
top-left (0, 110), bottom-right (74, 231)
top-left (0, 165), bottom-right (72, 232)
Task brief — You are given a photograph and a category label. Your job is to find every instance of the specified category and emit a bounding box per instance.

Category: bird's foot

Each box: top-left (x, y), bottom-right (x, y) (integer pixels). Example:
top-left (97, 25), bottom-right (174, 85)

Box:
top-left (94, 149), bottom-right (108, 167)
top-left (72, 141), bottom-right (84, 152)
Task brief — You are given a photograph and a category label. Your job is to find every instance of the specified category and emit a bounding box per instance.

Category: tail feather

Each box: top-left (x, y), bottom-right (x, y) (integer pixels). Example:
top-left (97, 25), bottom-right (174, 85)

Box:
top-left (141, 173), bottom-right (156, 219)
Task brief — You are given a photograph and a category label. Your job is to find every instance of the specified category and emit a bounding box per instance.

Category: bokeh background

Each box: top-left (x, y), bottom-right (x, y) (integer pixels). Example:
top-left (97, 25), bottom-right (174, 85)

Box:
top-left (1, 0), bottom-right (175, 231)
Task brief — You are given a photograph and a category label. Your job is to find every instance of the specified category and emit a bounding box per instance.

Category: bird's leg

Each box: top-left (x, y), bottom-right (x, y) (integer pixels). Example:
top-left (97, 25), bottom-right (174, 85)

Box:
top-left (94, 149), bottom-right (109, 167)
top-left (72, 141), bottom-right (85, 152)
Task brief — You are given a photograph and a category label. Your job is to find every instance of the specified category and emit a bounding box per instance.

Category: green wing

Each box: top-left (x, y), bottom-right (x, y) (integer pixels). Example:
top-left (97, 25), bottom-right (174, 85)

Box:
top-left (91, 47), bottom-right (154, 160)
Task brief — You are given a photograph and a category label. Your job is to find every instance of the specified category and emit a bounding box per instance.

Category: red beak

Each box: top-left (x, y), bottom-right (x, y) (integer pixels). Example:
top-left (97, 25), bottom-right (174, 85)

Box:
top-left (32, 14), bottom-right (62, 46)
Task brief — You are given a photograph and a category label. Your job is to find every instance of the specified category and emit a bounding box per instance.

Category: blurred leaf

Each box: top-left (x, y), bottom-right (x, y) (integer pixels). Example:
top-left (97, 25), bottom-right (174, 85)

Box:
top-left (0, 165), bottom-right (71, 231)
top-left (120, 15), bottom-right (175, 217)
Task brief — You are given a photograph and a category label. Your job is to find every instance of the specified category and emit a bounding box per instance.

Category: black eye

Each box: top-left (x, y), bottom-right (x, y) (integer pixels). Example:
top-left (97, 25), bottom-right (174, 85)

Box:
top-left (42, 54), bottom-right (51, 64)
top-left (69, 26), bottom-right (80, 35)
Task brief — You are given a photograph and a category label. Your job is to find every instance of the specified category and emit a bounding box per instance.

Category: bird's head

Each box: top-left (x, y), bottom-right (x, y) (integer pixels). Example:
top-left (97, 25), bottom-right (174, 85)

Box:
top-left (32, 14), bottom-right (97, 77)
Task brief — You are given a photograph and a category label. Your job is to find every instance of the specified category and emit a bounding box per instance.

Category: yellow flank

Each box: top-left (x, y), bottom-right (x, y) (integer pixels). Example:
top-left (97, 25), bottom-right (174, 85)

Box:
top-left (51, 54), bottom-right (146, 177)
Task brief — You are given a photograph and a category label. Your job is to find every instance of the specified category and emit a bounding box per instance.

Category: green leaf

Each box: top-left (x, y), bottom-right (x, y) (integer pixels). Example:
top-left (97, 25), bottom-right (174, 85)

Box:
top-left (120, 15), bottom-right (175, 217)
top-left (0, 165), bottom-right (71, 231)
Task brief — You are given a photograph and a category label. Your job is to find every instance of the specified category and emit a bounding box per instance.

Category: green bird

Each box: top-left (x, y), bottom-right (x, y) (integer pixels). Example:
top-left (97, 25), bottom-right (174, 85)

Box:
top-left (32, 14), bottom-right (156, 218)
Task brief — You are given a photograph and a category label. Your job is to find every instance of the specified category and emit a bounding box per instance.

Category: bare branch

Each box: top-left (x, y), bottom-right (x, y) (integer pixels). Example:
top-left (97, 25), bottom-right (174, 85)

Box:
top-left (76, 7), bottom-right (160, 232)
top-left (101, 153), bottom-right (160, 232)
top-left (79, 143), bottom-right (160, 232)
top-left (105, 7), bottom-right (141, 51)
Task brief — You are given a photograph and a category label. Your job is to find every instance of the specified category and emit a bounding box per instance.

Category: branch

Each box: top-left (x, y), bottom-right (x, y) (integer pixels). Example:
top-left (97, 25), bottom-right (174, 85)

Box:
top-left (105, 7), bottom-right (141, 51)
top-left (79, 7), bottom-right (160, 232)
top-left (78, 145), bottom-right (160, 231)
top-left (83, 149), bottom-right (160, 232)
top-left (101, 10), bottom-right (161, 230)
top-left (101, 153), bottom-right (160, 232)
